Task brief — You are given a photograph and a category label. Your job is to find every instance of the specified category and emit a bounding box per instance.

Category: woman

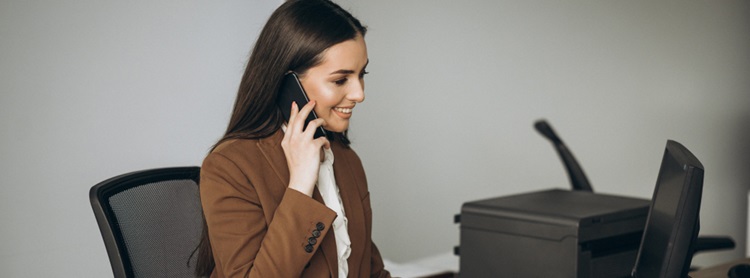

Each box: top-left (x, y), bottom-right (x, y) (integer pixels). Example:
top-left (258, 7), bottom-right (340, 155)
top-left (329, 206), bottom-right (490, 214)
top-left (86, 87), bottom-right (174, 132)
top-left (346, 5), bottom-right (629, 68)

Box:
top-left (195, 1), bottom-right (391, 277)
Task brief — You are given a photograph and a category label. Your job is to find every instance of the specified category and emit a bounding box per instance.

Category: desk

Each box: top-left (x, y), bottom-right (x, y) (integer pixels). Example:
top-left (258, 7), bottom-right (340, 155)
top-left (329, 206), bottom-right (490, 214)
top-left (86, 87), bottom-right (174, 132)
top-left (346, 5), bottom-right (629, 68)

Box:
top-left (690, 258), bottom-right (750, 278)
top-left (399, 253), bottom-right (747, 278)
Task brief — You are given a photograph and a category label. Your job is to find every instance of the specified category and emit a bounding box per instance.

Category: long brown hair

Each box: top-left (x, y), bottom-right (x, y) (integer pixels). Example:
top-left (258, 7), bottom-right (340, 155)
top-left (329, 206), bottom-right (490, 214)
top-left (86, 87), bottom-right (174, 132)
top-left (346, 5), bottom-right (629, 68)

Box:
top-left (194, 0), bottom-right (367, 275)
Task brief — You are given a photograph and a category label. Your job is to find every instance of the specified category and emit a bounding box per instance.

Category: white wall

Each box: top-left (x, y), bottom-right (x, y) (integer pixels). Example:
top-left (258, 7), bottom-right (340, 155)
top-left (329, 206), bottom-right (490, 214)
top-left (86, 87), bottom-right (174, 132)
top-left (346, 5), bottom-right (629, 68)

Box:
top-left (1, 0), bottom-right (748, 276)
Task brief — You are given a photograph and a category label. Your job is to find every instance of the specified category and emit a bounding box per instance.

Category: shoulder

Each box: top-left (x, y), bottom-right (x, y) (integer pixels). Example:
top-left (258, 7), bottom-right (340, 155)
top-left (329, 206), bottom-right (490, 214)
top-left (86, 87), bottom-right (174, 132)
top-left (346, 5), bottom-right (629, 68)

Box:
top-left (200, 139), bottom-right (258, 184)
top-left (212, 139), bottom-right (260, 158)
top-left (201, 131), bottom-right (284, 178)
top-left (201, 139), bottom-right (256, 171)
top-left (200, 132), bottom-right (285, 196)
top-left (208, 130), bottom-right (284, 163)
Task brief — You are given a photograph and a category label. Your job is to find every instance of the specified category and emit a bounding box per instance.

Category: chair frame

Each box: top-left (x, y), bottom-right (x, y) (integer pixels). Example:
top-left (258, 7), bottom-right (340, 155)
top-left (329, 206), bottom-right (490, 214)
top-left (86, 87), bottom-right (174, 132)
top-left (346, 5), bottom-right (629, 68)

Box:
top-left (89, 166), bottom-right (201, 278)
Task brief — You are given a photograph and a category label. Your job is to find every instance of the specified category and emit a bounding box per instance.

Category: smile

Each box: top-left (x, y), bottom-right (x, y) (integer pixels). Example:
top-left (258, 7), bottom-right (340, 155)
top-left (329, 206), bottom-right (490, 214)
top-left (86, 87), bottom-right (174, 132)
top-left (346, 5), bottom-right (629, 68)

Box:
top-left (334, 107), bottom-right (353, 114)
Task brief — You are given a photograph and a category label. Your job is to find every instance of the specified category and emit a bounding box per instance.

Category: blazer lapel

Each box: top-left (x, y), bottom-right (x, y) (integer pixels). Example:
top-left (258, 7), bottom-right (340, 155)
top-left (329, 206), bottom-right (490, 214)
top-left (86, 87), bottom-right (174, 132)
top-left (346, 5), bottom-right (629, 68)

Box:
top-left (331, 143), bottom-right (367, 275)
top-left (257, 130), bottom-right (339, 277)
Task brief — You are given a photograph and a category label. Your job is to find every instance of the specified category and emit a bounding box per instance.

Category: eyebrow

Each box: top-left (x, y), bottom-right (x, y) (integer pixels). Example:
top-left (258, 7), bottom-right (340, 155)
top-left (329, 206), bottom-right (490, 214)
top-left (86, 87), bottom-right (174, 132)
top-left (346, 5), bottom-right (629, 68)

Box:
top-left (329, 59), bottom-right (369, 75)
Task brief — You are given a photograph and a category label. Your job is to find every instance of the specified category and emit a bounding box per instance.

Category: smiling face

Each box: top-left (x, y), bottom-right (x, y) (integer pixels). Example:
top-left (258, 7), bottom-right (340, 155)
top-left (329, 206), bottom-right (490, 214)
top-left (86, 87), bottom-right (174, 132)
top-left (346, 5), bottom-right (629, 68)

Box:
top-left (298, 35), bottom-right (368, 133)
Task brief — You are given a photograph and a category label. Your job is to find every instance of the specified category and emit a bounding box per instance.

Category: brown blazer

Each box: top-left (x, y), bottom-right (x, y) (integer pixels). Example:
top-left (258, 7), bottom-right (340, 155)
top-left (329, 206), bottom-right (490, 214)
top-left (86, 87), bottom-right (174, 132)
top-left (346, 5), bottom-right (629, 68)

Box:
top-left (200, 130), bottom-right (391, 278)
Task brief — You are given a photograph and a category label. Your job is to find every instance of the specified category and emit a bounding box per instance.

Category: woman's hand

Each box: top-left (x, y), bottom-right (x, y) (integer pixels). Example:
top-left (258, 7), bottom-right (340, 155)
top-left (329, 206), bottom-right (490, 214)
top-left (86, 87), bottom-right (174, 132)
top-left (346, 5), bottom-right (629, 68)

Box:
top-left (281, 101), bottom-right (330, 197)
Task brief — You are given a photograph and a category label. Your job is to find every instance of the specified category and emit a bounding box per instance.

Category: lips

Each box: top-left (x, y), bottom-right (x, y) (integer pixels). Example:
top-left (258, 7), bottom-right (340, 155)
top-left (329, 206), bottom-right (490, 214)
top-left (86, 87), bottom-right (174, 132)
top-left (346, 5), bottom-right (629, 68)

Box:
top-left (332, 106), bottom-right (354, 119)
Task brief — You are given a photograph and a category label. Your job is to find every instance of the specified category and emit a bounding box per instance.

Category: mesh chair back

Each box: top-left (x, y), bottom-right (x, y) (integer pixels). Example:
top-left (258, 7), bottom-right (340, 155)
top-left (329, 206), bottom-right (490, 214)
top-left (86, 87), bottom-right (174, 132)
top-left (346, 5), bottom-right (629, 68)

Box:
top-left (90, 167), bottom-right (204, 278)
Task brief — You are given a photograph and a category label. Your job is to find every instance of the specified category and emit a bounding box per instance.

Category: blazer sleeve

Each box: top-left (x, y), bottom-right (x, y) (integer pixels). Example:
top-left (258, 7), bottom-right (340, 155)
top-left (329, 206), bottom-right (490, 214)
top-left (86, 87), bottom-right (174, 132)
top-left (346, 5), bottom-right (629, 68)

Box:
top-left (200, 152), bottom-right (337, 278)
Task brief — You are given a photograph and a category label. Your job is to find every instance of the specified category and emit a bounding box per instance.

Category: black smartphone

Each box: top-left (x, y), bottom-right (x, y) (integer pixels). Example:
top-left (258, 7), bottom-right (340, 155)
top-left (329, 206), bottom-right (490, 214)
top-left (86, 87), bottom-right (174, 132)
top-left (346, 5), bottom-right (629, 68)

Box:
top-left (277, 72), bottom-right (327, 139)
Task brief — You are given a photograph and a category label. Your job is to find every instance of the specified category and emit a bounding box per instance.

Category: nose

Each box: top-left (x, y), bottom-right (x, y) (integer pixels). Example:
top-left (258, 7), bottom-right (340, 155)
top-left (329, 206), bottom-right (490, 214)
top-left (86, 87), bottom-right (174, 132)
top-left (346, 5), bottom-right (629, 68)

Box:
top-left (347, 80), bottom-right (365, 103)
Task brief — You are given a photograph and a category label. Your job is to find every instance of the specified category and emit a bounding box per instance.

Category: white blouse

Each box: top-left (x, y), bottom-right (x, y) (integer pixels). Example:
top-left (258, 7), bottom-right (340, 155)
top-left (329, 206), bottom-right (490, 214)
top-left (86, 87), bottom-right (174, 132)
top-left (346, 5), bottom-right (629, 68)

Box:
top-left (317, 146), bottom-right (351, 278)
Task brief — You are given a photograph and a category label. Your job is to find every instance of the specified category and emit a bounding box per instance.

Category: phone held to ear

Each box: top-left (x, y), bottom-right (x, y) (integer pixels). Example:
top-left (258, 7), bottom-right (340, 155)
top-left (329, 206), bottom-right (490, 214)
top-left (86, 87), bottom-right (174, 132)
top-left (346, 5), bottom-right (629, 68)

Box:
top-left (277, 72), bottom-right (327, 139)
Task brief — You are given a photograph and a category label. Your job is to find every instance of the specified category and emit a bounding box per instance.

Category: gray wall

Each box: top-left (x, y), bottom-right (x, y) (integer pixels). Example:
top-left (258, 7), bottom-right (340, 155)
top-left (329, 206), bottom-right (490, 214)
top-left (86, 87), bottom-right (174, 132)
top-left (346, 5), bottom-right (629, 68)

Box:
top-left (1, 0), bottom-right (748, 276)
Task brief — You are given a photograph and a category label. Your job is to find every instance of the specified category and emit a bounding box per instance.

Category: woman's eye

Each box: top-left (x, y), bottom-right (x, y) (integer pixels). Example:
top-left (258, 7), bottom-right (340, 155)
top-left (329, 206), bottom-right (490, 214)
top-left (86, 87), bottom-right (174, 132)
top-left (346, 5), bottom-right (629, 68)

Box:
top-left (334, 78), bottom-right (347, 86)
top-left (359, 71), bottom-right (369, 78)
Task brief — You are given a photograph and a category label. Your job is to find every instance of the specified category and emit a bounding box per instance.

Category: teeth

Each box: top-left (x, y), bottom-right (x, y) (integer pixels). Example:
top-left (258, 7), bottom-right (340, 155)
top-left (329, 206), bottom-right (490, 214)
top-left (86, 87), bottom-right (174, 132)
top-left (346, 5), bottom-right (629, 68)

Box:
top-left (334, 107), bottom-right (352, 114)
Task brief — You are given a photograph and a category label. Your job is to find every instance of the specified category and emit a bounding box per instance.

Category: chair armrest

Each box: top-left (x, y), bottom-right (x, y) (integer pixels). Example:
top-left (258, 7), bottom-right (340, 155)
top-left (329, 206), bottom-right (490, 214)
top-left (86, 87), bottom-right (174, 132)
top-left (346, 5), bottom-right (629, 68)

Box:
top-left (694, 236), bottom-right (735, 254)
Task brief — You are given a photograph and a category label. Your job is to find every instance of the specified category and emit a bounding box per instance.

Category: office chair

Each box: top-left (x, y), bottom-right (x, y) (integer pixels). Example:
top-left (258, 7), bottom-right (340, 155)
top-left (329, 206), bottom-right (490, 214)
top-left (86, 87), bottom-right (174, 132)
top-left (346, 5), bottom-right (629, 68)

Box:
top-left (534, 119), bottom-right (735, 261)
top-left (90, 166), bottom-right (205, 278)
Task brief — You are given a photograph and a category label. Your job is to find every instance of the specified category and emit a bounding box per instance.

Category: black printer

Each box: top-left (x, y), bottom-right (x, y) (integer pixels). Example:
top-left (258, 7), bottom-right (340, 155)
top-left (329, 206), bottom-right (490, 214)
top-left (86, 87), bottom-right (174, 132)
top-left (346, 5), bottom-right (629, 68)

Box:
top-left (458, 188), bottom-right (650, 278)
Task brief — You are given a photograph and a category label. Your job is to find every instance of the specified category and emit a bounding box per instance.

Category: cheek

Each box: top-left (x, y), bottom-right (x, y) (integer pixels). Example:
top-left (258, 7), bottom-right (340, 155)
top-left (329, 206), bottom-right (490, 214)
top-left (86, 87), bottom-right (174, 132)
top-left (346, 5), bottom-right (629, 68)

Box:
top-left (306, 87), bottom-right (335, 115)
top-left (312, 104), bottom-right (329, 119)
top-left (303, 84), bottom-right (324, 103)
top-left (311, 87), bottom-right (344, 108)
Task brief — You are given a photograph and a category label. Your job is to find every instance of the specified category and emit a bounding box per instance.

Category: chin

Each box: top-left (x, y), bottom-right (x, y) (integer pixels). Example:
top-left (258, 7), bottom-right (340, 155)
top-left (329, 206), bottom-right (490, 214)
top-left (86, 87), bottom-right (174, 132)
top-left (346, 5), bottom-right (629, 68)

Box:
top-left (324, 124), bottom-right (349, 133)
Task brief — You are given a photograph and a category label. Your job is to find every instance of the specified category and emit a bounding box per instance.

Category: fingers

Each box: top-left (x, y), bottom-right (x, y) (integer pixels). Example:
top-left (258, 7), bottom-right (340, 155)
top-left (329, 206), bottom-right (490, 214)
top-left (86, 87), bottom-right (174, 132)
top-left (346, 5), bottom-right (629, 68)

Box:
top-left (303, 117), bottom-right (326, 136)
top-left (296, 117), bottom-right (328, 149)
top-left (315, 137), bottom-right (331, 150)
top-left (288, 101), bottom-right (328, 143)
top-left (281, 101), bottom-right (329, 197)
top-left (290, 100), bottom-right (316, 135)
top-left (288, 101), bottom-right (299, 128)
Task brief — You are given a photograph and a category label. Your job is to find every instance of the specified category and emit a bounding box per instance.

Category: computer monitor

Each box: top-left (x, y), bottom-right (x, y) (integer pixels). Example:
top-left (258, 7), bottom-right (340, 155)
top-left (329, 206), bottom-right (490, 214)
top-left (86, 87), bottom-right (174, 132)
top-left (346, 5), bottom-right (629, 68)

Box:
top-left (631, 140), bottom-right (704, 278)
